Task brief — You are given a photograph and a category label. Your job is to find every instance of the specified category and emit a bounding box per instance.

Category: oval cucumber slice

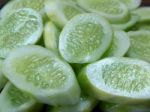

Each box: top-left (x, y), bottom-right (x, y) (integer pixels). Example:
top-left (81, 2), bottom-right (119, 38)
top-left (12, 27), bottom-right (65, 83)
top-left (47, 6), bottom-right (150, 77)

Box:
top-left (121, 0), bottom-right (141, 10)
top-left (59, 13), bottom-right (112, 63)
top-left (78, 57), bottom-right (150, 104)
top-left (112, 14), bottom-right (140, 30)
top-left (0, 59), bottom-right (7, 90)
top-left (50, 95), bottom-right (97, 112)
top-left (0, 8), bottom-right (43, 58)
top-left (2, 45), bottom-right (80, 106)
top-left (77, 0), bottom-right (130, 24)
top-left (45, 0), bottom-right (84, 28)
top-left (132, 7), bottom-right (150, 22)
top-left (127, 31), bottom-right (150, 62)
top-left (44, 21), bottom-right (60, 53)
top-left (0, 0), bottom-right (45, 18)
top-left (103, 30), bottom-right (130, 57)
top-left (0, 82), bottom-right (42, 112)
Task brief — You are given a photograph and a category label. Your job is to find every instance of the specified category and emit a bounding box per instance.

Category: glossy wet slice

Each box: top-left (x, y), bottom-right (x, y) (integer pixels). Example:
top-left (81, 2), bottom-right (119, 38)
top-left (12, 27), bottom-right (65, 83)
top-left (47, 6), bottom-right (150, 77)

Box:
top-left (0, 8), bottom-right (43, 58)
top-left (59, 13), bottom-right (112, 63)
top-left (77, 0), bottom-right (129, 24)
top-left (2, 45), bottom-right (80, 106)
top-left (78, 57), bottom-right (150, 104)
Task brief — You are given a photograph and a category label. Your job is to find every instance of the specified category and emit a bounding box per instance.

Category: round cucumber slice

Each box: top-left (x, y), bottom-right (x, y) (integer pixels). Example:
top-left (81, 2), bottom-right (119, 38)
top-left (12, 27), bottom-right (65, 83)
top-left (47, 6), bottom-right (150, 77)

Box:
top-left (50, 95), bottom-right (97, 112)
top-left (112, 14), bottom-right (140, 30)
top-left (0, 0), bottom-right (45, 18)
top-left (2, 45), bottom-right (80, 105)
top-left (59, 13), bottom-right (112, 63)
top-left (121, 0), bottom-right (141, 10)
top-left (132, 7), bottom-right (150, 22)
top-left (103, 30), bottom-right (130, 57)
top-left (0, 82), bottom-right (42, 112)
top-left (45, 0), bottom-right (84, 28)
top-left (44, 21), bottom-right (60, 53)
top-left (78, 57), bottom-right (150, 104)
top-left (76, 0), bottom-right (130, 24)
top-left (0, 59), bottom-right (7, 90)
top-left (127, 31), bottom-right (150, 62)
top-left (0, 8), bottom-right (43, 58)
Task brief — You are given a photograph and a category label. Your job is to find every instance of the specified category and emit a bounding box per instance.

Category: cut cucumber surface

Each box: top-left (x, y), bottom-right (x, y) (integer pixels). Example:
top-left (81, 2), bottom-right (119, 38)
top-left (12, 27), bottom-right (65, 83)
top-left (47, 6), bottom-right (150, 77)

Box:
top-left (2, 45), bottom-right (80, 105)
top-left (78, 57), bottom-right (150, 104)
top-left (0, 0), bottom-right (45, 18)
top-left (0, 59), bottom-right (7, 90)
top-left (77, 0), bottom-right (129, 24)
top-left (0, 82), bottom-right (42, 112)
top-left (45, 0), bottom-right (84, 28)
top-left (44, 21), bottom-right (60, 53)
top-left (112, 14), bottom-right (140, 30)
top-left (127, 31), bottom-right (150, 62)
top-left (0, 8), bottom-right (43, 58)
top-left (121, 0), bottom-right (142, 10)
top-left (132, 7), bottom-right (150, 22)
top-left (103, 30), bottom-right (130, 57)
top-left (50, 95), bottom-right (97, 112)
top-left (59, 13), bottom-right (112, 63)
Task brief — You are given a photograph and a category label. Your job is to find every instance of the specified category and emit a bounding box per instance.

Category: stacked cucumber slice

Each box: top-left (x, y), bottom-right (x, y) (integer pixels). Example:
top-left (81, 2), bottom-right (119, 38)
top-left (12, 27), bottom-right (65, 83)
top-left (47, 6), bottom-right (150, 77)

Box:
top-left (0, 0), bottom-right (150, 112)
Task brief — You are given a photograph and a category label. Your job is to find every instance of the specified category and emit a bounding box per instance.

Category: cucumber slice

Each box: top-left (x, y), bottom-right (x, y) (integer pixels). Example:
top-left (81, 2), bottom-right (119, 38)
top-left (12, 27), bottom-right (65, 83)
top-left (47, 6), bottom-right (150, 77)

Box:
top-left (103, 30), bottom-right (130, 57)
top-left (127, 31), bottom-right (150, 62)
top-left (121, 0), bottom-right (142, 10)
top-left (49, 95), bottom-right (97, 112)
top-left (0, 0), bottom-right (45, 18)
top-left (0, 8), bottom-right (43, 58)
top-left (2, 45), bottom-right (80, 105)
top-left (0, 82), bottom-right (42, 112)
top-left (131, 21), bottom-right (150, 31)
top-left (132, 7), bottom-right (150, 22)
top-left (112, 14), bottom-right (140, 30)
top-left (0, 59), bottom-right (7, 90)
top-left (78, 57), bottom-right (150, 104)
top-left (45, 0), bottom-right (84, 28)
top-left (77, 0), bottom-right (130, 24)
top-left (59, 13), bottom-right (112, 63)
top-left (44, 21), bottom-right (60, 53)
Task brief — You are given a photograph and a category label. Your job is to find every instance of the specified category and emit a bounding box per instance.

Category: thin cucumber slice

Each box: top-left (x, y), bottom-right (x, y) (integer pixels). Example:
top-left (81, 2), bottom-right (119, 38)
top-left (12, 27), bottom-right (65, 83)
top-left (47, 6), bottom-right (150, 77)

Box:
top-left (44, 21), bottom-right (60, 53)
top-left (0, 0), bottom-right (45, 18)
top-left (112, 14), bottom-right (140, 30)
top-left (121, 0), bottom-right (142, 10)
top-left (49, 95), bottom-right (97, 112)
top-left (103, 30), bottom-right (130, 57)
top-left (0, 82), bottom-right (42, 112)
top-left (0, 59), bottom-right (7, 90)
top-left (132, 7), bottom-right (150, 22)
top-left (127, 31), bottom-right (150, 62)
top-left (59, 13), bottom-right (112, 63)
top-left (78, 57), bottom-right (150, 104)
top-left (131, 21), bottom-right (150, 31)
top-left (77, 0), bottom-right (130, 24)
top-left (45, 0), bottom-right (84, 28)
top-left (99, 102), bottom-right (150, 112)
top-left (0, 8), bottom-right (43, 58)
top-left (2, 45), bottom-right (80, 105)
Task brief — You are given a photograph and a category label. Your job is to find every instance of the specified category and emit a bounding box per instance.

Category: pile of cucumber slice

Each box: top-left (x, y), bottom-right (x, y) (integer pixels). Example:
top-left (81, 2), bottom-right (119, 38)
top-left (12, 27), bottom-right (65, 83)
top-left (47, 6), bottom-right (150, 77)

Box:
top-left (0, 0), bottom-right (150, 112)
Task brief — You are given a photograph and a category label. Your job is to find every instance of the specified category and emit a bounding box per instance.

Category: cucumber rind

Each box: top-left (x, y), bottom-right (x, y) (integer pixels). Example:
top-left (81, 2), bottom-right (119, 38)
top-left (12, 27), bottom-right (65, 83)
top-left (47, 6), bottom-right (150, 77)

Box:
top-left (122, 0), bottom-right (142, 10)
top-left (59, 13), bottom-right (113, 63)
top-left (2, 45), bottom-right (80, 105)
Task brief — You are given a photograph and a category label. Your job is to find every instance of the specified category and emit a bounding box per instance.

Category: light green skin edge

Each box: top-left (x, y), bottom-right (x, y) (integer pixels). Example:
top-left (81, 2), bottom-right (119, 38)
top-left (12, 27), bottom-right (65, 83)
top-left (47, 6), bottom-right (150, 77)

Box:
top-left (112, 14), bottom-right (140, 30)
top-left (44, 21), bottom-right (60, 54)
top-left (76, 0), bottom-right (130, 24)
top-left (2, 45), bottom-right (81, 106)
top-left (44, 0), bottom-right (84, 28)
top-left (127, 31), bottom-right (150, 62)
top-left (103, 30), bottom-right (130, 57)
top-left (49, 95), bottom-right (97, 112)
top-left (0, 82), bottom-right (42, 112)
top-left (122, 0), bottom-right (142, 10)
top-left (78, 57), bottom-right (150, 104)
